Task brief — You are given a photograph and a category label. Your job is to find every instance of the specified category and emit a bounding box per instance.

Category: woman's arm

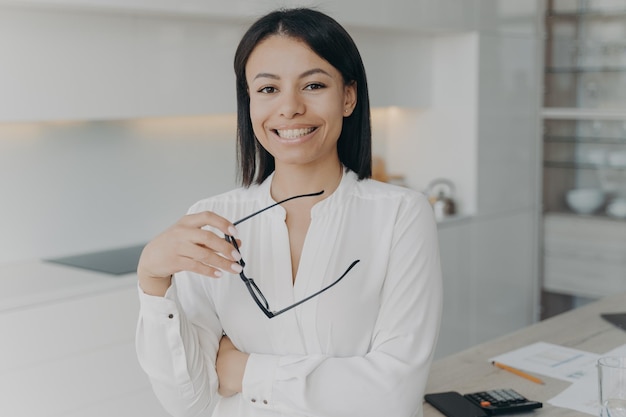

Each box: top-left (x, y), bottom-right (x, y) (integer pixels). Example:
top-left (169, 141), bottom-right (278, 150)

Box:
top-left (135, 207), bottom-right (243, 417)
top-left (216, 336), bottom-right (249, 397)
top-left (136, 277), bottom-right (223, 417)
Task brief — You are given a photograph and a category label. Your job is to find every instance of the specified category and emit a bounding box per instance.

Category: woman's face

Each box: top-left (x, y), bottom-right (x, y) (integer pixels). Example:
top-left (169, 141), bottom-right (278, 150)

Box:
top-left (245, 35), bottom-right (356, 170)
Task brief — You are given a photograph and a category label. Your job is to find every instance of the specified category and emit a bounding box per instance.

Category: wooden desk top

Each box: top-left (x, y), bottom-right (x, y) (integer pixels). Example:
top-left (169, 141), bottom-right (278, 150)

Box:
top-left (424, 292), bottom-right (626, 416)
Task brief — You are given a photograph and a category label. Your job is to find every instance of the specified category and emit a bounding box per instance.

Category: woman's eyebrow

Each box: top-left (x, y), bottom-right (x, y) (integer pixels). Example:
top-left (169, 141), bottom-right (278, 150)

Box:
top-left (299, 68), bottom-right (332, 79)
top-left (253, 72), bottom-right (279, 81)
top-left (252, 68), bottom-right (332, 81)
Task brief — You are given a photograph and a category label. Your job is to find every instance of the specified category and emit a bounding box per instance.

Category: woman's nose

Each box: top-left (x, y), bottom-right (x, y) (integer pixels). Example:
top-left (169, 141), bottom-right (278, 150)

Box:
top-left (278, 90), bottom-right (305, 118)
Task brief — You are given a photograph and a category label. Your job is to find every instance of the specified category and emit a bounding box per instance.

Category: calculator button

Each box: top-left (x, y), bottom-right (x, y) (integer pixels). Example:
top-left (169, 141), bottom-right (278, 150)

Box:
top-left (463, 389), bottom-right (543, 415)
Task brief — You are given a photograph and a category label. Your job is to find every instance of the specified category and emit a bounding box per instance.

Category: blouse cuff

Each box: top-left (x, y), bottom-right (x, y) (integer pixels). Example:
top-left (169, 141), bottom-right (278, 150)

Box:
top-left (137, 279), bottom-right (179, 320)
top-left (241, 353), bottom-right (279, 409)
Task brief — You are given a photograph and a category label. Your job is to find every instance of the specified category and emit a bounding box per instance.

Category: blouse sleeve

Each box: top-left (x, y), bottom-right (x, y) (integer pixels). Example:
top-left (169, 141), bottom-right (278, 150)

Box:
top-left (135, 277), bottom-right (222, 417)
top-left (240, 196), bottom-right (443, 417)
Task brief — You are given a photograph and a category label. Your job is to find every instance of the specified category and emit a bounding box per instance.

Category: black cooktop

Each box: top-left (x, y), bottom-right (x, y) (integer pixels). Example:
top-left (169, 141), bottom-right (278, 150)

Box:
top-left (602, 313), bottom-right (626, 332)
top-left (46, 244), bottom-right (146, 275)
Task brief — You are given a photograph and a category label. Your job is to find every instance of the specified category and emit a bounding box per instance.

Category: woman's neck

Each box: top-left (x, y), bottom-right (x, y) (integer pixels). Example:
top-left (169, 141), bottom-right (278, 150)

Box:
top-left (270, 161), bottom-right (344, 204)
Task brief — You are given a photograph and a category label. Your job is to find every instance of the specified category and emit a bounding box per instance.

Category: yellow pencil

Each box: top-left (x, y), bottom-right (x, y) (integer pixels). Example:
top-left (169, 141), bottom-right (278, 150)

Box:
top-left (492, 361), bottom-right (544, 385)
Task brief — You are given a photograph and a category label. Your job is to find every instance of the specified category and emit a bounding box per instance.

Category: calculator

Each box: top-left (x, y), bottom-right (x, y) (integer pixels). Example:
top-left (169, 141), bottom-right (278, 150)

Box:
top-left (463, 388), bottom-right (542, 415)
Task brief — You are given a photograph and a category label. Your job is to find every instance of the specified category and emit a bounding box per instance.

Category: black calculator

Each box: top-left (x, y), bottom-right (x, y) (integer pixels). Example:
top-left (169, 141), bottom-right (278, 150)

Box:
top-left (463, 388), bottom-right (542, 415)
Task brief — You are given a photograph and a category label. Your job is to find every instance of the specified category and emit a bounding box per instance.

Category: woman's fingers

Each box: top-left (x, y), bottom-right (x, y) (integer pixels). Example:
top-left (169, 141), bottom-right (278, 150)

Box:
top-left (188, 228), bottom-right (241, 262)
top-left (181, 211), bottom-right (240, 240)
top-left (138, 210), bottom-right (244, 283)
top-left (178, 241), bottom-right (243, 276)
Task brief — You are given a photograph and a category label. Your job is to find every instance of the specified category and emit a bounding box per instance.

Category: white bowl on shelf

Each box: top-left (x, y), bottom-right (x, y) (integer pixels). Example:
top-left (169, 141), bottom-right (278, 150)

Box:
top-left (606, 198), bottom-right (626, 219)
top-left (608, 151), bottom-right (626, 168)
top-left (565, 188), bottom-right (605, 215)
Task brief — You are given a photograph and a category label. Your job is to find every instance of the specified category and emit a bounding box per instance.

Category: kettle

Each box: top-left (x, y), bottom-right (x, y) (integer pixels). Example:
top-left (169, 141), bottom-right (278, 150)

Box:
top-left (426, 178), bottom-right (456, 221)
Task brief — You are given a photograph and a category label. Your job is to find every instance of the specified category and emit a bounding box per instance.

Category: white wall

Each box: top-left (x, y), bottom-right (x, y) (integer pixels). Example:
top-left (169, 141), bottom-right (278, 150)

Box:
top-left (0, 7), bottom-right (242, 121)
top-left (0, 115), bottom-right (238, 263)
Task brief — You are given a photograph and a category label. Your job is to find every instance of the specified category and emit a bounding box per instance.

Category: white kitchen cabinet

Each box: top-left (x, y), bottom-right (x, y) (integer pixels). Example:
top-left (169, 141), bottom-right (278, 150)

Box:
top-left (435, 210), bottom-right (538, 358)
top-left (0, 261), bottom-right (169, 417)
top-left (543, 213), bottom-right (626, 299)
top-left (0, 0), bottom-right (479, 32)
top-left (0, 5), bottom-right (435, 122)
top-left (0, 7), bottom-right (241, 122)
top-left (0, 0), bottom-right (543, 122)
top-left (435, 219), bottom-right (473, 358)
top-left (3, 0), bottom-right (539, 36)
top-left (433, 1), bottom-right (541, 357)
top-left (476, 32), bottom-right (542, 217)
top-left (467, 211), bottom-right (538, 344)
top-left (350, 30), bottom-right (431, 109)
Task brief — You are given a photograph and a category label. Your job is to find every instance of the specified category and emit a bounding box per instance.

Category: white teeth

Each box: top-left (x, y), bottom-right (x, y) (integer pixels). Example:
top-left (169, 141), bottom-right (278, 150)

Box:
top-left (276, 127), bottom-right (315, 139)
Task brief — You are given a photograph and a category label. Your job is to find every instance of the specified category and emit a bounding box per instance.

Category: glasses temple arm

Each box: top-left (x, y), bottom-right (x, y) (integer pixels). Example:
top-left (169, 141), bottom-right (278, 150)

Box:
top-left (270, 259), bottom-right (360, 317)
top-left (233, 190), bottom-right (324, 226)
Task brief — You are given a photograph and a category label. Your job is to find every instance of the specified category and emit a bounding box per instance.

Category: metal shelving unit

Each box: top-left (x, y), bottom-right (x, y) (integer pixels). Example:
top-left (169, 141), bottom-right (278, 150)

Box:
top-left (541, 0), bottom-right (626, 314)
top-left (543, 0), bottom-right (626, 217)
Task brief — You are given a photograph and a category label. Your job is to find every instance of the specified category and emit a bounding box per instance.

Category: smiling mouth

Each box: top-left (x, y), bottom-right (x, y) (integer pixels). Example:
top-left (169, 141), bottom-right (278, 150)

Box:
top-left (274, 127), bottom-right (317, 139)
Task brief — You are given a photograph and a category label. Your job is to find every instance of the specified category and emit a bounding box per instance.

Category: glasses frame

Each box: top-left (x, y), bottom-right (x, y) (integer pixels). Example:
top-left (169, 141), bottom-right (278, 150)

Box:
top-left (224, 191), bottom-right (360, 319)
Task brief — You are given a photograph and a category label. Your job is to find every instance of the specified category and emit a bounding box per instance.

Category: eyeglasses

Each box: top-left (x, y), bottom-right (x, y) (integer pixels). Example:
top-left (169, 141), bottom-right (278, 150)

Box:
top-left (224, 191), bottom-right (360, 319)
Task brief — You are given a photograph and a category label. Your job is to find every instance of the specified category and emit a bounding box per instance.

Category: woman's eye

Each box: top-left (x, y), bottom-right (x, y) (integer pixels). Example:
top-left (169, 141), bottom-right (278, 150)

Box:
top-left (258, 86), bottom-right (277, 94)
top-left (305, 83), bottom-right (325, 90)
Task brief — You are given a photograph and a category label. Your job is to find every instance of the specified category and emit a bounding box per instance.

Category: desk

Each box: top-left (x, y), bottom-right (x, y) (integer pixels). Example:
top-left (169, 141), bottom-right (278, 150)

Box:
top-left (424, 292), bottom-right (626, 416)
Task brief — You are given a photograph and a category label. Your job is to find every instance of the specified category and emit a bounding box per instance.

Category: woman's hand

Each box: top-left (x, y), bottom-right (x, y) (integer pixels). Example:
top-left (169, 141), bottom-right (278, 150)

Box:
top-left (137, 211), bottom-right (243, 296)
top-left (216, 335), bottom-right (249, 397)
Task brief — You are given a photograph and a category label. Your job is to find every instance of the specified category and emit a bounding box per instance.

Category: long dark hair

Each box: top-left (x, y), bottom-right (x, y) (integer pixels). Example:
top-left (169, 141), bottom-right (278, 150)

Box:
top-left (233, 8), bottom-right (372, 186)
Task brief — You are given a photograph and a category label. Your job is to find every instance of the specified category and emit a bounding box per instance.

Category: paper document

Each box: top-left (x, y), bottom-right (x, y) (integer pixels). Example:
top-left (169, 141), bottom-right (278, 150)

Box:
top-left (489, 341), bottom-right (600, 382)
top-left (548, 344), bottom-right (626, 416)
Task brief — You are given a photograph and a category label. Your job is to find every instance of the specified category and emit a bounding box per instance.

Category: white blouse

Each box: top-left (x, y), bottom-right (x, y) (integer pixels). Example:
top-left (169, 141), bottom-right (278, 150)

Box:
top-left (136, 169), bottom-right (443, 417)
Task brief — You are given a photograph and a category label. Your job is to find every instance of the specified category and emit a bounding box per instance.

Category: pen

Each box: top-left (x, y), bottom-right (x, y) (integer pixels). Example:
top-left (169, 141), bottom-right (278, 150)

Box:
top-left (492, 361), bottom-right (544, 385)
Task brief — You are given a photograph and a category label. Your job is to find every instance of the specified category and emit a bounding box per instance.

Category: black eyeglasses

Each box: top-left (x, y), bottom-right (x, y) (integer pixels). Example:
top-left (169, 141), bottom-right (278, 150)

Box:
top-left (224, 190), bottom-right (360, 319)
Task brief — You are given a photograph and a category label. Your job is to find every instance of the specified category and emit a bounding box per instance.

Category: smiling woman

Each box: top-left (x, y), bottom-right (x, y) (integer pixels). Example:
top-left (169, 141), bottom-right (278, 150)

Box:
top-left (135, 7), bottom-right (442, 417)
top-left (233, 8), bottom-right (372, 188)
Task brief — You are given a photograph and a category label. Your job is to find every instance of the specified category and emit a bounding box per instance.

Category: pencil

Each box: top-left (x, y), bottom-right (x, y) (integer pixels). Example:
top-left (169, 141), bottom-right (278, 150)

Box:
top-left (491, 361), bottom-right (544, 385)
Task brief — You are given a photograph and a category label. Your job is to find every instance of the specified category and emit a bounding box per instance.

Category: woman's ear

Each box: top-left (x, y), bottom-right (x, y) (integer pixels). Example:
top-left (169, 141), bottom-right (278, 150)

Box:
top-left (343, 81), bottom-right (357, 117)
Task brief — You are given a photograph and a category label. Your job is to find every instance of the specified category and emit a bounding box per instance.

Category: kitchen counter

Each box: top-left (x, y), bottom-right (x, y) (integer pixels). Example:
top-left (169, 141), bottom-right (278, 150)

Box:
top-left (0, 260), bottom-right (169, 417)
top-left (0, 259), bottom-right (137, 313)
top-left (435, 213), bottom-right (472, 228)
top-left (425, 291), bottom-right (626, 416)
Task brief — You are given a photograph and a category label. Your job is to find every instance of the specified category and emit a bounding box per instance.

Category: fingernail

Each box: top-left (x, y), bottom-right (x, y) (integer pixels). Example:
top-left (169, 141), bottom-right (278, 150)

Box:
top-left (231, 263), bottom-right (243, 273)
top-left (231, 250), bottom-right (242, 262)
top-left (228, 226), bottom-right (240, 239)
top-left (214, 270), bottom-right (223, 278)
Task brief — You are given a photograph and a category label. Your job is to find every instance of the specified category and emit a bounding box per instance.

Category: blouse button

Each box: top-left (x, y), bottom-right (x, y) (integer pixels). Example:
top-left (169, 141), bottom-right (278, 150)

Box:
top-left (263, 400), bottom-right (268, 405)
top-left (251, 398), bottom-right (256, 403)
top-left (168, 314), bottom-right (174, 319)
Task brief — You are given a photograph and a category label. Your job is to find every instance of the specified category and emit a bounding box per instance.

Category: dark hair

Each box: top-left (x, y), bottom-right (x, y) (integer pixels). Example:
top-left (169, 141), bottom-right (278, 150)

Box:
top-left (234, 8), bottom-right (372, 186)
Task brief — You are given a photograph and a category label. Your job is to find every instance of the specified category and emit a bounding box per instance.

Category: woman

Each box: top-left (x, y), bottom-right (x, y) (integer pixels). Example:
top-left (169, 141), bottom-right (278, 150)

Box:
top-left (136, 8), bottom-right (442, 417)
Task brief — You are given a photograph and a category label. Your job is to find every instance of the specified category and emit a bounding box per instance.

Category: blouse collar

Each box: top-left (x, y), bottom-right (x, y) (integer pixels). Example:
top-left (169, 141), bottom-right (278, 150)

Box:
top-left (256, 167), bottom-right (358, 219)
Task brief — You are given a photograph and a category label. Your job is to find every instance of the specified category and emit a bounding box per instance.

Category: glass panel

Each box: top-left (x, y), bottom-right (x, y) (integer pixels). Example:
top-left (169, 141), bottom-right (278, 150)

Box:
top-left (545, 70), bottom-right (626, 109)
top-left (544, 2), bottom-right (626, 216)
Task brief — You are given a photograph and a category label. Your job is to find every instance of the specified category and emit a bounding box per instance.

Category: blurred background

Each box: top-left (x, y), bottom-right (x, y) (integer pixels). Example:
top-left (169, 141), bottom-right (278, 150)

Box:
top-left (0, 0), bottom-right (625, 415)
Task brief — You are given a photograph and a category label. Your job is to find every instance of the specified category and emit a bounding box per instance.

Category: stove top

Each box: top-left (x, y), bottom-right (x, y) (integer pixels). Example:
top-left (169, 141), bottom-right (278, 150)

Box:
top-left (46, 244), bottom-right (145, 275)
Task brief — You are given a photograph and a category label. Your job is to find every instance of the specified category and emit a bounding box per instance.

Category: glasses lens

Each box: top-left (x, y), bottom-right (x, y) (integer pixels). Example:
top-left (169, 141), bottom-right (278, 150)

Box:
top-left (248, 279), bottom-right (270, 310)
